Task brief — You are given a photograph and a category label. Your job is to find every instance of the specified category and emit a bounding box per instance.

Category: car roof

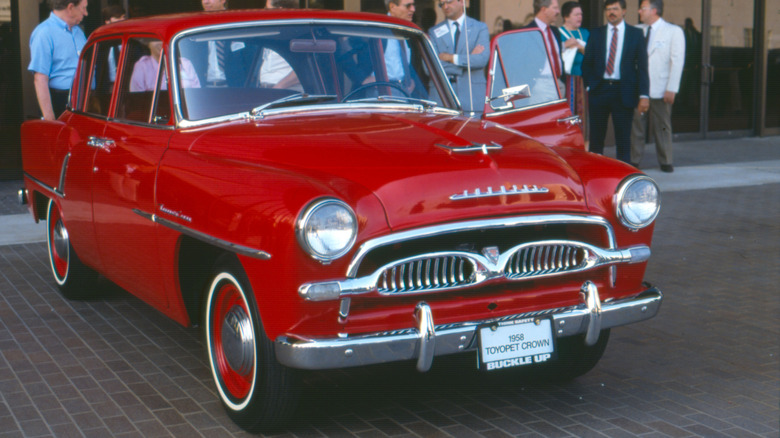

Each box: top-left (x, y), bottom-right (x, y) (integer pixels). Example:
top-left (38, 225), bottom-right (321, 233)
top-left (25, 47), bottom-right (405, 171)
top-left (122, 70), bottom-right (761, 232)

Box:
top-left (90, 9), bottom-right (420, 42)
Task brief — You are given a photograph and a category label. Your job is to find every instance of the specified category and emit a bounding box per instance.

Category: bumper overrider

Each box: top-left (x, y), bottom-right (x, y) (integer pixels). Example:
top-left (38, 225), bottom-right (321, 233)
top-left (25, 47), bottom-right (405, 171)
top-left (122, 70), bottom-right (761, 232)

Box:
top-left (275, 282), bottom-right (662, 372)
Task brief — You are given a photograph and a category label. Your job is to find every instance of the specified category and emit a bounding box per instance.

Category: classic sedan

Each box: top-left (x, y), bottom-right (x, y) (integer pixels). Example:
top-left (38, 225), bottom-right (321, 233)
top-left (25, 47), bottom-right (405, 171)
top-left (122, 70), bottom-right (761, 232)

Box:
top-left (20, 9), bottom-right (662, 432)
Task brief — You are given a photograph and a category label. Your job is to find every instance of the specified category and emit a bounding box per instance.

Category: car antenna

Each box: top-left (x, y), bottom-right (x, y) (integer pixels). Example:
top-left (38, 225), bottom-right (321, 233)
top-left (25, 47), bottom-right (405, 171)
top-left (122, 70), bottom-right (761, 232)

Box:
top-left (463, 12), bottom-right (475, 117)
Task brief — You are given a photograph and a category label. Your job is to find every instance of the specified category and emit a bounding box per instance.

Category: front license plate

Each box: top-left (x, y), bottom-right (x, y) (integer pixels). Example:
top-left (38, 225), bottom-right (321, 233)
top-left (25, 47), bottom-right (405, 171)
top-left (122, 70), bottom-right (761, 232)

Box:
top-left (478, 318), bottom-right (555, 371)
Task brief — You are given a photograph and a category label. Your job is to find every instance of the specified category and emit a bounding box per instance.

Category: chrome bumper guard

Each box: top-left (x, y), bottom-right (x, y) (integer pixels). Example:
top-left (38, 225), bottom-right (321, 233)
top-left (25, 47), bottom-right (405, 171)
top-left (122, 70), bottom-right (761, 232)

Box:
top-left (275, 283), bottom-right (662, 372)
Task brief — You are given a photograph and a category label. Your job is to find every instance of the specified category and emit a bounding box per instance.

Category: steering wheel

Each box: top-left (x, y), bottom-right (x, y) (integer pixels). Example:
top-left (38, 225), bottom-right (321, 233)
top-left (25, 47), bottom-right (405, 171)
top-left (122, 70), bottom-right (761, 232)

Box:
top-left (342, 81), bottom-right (410, 102)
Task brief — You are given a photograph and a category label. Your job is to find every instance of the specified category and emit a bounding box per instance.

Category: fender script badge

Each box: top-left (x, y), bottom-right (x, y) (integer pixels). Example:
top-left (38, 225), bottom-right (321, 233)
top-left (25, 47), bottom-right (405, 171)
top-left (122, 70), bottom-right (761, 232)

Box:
top-left (450, 184), bottom-right (550, 201)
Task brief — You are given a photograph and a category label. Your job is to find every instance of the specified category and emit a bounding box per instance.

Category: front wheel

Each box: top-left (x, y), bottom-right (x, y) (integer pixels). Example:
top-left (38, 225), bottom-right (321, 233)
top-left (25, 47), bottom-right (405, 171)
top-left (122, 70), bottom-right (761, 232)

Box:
top-left (204, 255), bottom-right (299, 432)
top-left (534, 329), bottom-right (611, 381)
top-left (46, 198), bottom-right (98, 299)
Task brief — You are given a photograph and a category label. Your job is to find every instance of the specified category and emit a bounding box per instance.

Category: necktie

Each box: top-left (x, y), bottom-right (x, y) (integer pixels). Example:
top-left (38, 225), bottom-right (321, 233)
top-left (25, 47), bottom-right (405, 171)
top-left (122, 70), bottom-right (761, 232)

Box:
top-left (453, 22), bottom-right (460, 50)
top-left (216, 40), bottom-right (226, 70)
top-left (605, 26), bottom-right (618, 76)
top-left (546, 26), bottom-right (561, 78)
top-left (645, 25), bottom-right (652, 47)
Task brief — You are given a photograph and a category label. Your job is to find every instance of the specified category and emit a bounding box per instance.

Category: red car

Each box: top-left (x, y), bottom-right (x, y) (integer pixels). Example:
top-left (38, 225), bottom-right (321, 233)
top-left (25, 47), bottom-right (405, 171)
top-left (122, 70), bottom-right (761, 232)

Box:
top-left (20, 10), bottom-right (662, 432)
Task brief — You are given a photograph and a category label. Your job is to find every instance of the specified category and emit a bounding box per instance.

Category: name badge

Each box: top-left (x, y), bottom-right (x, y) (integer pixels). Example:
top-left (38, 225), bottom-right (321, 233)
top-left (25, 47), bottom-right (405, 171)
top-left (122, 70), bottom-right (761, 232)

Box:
top-left (434, 26), bottom-right (449, 39)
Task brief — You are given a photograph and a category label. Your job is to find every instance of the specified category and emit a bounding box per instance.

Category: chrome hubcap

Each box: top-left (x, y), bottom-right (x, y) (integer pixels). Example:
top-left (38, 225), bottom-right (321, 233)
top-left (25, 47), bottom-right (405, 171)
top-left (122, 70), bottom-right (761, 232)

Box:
top-left (221, 305), bottom-right (254, 376)
top-left (53, 220), bottom-right (69, 263)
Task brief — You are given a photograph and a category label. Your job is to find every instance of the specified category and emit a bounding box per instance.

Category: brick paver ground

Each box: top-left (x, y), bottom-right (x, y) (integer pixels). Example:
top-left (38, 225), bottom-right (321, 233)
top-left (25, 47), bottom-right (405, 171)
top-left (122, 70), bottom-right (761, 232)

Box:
top-left (0, 182), bottom-right (778, 437)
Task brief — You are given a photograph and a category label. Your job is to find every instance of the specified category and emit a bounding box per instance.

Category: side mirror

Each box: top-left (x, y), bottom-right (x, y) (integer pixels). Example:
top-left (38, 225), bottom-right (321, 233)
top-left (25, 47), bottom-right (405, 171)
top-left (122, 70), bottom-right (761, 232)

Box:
top-left (488, 84), bottom-right (531, 110)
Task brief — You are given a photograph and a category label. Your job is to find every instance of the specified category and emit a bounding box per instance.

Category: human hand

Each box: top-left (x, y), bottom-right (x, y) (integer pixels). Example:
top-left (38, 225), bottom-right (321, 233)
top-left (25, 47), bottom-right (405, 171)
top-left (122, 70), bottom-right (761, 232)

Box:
top-left (663, 91), bottom-right (676, 105)
top-left (471, 44), bottom-right (485, 55)
top-left (637, 97), bottom-right (650, 114)
top-left (439, 52), bottom-right (454, 63)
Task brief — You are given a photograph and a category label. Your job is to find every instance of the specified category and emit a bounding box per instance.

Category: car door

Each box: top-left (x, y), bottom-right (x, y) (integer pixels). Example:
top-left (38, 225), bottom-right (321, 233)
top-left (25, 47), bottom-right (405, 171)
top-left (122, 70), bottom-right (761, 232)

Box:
top-left (483, 29), bottom-right (584, 149)
top-left (57, 42), bottom-right (112, 271)
top-left (91, 36), bottom-right (173, 308)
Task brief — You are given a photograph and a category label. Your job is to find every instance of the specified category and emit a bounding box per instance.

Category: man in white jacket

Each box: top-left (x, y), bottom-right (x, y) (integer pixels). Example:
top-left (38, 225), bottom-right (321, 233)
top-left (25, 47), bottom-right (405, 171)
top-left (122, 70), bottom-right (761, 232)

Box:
top-left (631, 0), bottom-right (685, 172)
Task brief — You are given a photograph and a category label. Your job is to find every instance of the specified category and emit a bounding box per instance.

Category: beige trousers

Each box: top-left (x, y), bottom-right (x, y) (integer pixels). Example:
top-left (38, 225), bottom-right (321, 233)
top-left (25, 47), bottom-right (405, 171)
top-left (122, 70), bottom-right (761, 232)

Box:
top-left (631, 99), bottom-right (673, 166)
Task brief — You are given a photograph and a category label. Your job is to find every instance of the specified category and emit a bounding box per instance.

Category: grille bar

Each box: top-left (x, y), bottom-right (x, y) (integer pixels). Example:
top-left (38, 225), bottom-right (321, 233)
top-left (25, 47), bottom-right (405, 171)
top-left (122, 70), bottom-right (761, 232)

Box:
top-left (380, 255), bottom-right (476, 294)
top-left (506, 243), bottom-right (588, 279)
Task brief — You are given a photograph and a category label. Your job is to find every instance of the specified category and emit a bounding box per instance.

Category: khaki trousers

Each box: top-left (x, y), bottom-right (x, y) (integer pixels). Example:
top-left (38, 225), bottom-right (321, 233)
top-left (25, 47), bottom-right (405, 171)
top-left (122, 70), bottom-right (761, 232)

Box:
top-left (631, 98), bottom-right (673, 166)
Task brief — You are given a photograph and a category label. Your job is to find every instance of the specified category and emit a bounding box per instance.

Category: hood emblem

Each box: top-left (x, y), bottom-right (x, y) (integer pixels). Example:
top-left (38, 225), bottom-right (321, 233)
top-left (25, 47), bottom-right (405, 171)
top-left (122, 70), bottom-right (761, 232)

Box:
top-left (450, 184), bottom-right (549, 201)
top-left (436, 142), bottom-right (503, 155)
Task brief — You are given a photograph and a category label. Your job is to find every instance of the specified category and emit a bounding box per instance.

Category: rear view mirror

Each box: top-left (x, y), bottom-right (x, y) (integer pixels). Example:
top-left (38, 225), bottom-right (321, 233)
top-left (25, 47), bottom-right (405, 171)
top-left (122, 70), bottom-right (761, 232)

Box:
top-left (290, 39), bottom-right (337, 53)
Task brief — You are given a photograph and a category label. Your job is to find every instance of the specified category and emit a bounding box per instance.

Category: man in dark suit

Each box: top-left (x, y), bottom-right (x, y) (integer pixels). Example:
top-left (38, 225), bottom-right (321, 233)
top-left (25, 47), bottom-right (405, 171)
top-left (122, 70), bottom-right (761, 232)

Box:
top-left (524, 0), bottom-right (563, 81)
top-left (582, 0), bottom-right (649, 163)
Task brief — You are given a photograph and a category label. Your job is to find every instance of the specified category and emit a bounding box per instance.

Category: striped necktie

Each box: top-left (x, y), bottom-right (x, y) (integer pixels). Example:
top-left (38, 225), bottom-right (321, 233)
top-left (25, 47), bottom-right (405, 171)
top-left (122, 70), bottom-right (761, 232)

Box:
top-left (605, 26), bottom-right (618, 76)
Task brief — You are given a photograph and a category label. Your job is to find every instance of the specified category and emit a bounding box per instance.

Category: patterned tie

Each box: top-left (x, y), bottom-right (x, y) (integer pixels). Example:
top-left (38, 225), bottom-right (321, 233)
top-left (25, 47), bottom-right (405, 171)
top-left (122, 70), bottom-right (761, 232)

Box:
top-left (452, 22), bottom-right (460, 49)
top-left (546, 26), bottom-right (561, 78)
top-left (605, 26), bottom-right (618, 76)
top-left (216, 40), bottom-right (226, 70)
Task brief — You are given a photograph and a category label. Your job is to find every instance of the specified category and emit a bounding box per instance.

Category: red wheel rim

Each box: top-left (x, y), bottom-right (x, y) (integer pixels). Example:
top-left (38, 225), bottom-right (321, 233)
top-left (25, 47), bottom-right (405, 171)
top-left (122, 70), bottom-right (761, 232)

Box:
top-left (210, 277), bottom-right (255, 403)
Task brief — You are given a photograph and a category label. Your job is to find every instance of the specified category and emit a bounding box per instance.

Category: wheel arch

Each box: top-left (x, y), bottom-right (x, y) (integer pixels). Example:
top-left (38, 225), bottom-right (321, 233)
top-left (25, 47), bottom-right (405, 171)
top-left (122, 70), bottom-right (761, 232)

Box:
top-left (177, 235), bottom-right (229, 327)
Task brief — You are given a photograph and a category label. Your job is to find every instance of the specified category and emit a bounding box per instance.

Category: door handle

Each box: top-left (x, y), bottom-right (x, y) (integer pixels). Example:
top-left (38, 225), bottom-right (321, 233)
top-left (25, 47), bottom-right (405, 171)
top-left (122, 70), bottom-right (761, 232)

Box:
top-left (87, 136), bottom-right (116, 152)
top-left (557, 115), bottom-right (581, 126)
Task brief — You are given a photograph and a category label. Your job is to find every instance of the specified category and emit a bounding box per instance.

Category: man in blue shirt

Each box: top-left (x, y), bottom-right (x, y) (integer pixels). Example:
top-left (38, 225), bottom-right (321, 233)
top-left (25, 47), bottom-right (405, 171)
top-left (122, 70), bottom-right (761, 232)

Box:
top-left (28, 0), bottom-right (88, 120)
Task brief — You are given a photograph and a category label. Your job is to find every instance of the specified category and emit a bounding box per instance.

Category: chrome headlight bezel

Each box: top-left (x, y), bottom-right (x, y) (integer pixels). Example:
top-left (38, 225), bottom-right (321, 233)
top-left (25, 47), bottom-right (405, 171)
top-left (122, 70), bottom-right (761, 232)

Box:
top-left (296, 198), bottom-right (358, 262)
top-left (615, 175), bottom-right (661, 231)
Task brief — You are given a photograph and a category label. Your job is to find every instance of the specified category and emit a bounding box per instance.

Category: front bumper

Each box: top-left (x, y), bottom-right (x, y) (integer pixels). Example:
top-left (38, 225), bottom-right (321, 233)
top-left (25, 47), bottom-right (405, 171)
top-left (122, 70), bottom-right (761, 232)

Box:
top-left (275, 282), bottom-right (662, 371)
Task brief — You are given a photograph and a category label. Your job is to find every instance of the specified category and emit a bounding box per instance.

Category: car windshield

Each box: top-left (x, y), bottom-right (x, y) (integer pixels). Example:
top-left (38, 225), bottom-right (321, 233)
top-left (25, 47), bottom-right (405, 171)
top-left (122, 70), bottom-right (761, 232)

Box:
top-left (174, 23), bottom-right (456, 121)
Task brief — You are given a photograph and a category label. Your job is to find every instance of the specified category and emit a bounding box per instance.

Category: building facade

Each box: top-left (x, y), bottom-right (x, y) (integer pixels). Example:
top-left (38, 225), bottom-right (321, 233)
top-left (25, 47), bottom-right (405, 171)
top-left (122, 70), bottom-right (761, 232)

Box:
top-left (0, 0), bottom-right (777, 179)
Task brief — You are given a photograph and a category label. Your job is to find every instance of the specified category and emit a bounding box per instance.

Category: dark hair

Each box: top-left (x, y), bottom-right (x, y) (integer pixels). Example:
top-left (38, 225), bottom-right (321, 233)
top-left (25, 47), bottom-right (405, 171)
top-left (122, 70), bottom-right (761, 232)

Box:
top-left (646, 0), bottom-right (663, 16)
top-left (269, 0), bottom-right (299, 7)
top-left (102, 4), bottom-right (125, 22)
top-left (532, 0), bottom-right (553, 16)
top-left (561, 1), bottom-right (581, 18)
top-left (49, 0), bottom-right (83, 11)
top-left (604, 0), bottom-right (626, 9)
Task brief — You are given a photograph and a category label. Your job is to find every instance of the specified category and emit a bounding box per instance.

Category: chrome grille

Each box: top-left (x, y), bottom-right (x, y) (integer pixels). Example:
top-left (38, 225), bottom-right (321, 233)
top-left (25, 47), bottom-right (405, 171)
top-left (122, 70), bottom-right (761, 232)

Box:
top-left (379, 255), bottom-right (477, 294)
top-left (505, 243), bottom-right (588, 279)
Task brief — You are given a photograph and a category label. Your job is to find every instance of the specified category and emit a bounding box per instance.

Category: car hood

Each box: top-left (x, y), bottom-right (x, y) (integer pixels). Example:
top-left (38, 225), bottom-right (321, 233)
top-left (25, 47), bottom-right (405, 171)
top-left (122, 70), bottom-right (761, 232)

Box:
top-left (187, 110), bottom-right (587, 230)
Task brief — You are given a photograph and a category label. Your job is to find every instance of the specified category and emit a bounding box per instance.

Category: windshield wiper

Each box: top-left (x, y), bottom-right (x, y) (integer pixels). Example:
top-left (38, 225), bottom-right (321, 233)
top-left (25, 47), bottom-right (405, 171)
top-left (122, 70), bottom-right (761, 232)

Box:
top-left (250, 93), bottom-right (338, 117)
top-left (350, 95), bottom-right (439, 109)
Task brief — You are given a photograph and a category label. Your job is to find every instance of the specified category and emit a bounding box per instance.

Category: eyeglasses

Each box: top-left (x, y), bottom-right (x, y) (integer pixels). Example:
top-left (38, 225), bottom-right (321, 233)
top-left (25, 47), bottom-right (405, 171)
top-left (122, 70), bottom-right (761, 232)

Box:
top-left (399, 1), bottom-right (415, 8)
top-left (438, 0), bottom-right (459, 8)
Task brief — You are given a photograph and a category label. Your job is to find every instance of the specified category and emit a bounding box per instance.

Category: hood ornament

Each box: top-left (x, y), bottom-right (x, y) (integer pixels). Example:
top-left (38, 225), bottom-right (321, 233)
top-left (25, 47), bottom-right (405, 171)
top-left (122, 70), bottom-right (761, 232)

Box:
top-left (436, 141), bottom-right (503, 155)
top-left (450, 184), bottom-right (549, 201)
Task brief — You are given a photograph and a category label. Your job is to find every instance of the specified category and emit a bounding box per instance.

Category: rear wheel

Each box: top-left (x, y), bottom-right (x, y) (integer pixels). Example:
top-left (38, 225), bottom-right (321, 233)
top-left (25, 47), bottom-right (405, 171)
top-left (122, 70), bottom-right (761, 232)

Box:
top-left (204, 255), bottom-right (299, 432)
top-left (46, 198), bottom-right (97, 299)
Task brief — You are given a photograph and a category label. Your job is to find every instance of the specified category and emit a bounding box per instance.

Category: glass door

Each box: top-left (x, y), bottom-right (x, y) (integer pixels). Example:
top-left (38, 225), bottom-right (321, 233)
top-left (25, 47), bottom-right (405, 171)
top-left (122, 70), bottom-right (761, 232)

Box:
top-left (664, 2), bottom-right (704, 135)
top-left (765, 0), bottom-right (780, 133)
top-left (705, 0), bottom-right (755, 135)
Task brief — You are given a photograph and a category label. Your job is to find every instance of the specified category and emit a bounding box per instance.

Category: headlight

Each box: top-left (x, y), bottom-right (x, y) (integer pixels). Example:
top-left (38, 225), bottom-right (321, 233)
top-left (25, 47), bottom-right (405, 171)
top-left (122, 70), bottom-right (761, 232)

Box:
top-left (296, 199), bottom-right (357, 262)
top-left (615, 175), bottom-right (660, 230)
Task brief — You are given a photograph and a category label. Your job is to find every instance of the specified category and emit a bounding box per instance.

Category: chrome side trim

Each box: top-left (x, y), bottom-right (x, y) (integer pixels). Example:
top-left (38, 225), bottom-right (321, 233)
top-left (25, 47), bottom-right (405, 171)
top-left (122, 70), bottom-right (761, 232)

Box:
top-left (58, 153), bottom-right (70, 196)
top-left (346, 214), bottom-right (617, 278)
top-left (274, 287), bottom-right (662, 370)
top-left (133, 209), bottom-right (271, 260)
top-left (24, 172), bottom-right (64, 199)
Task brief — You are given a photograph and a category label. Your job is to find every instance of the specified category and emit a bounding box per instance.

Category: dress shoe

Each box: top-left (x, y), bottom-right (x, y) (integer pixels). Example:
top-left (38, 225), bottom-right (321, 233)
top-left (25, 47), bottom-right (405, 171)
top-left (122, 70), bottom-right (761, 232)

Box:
top-left (660, 164), bottom-right (674, 173)
top-left (630, 162), bottom-right (640, 168)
